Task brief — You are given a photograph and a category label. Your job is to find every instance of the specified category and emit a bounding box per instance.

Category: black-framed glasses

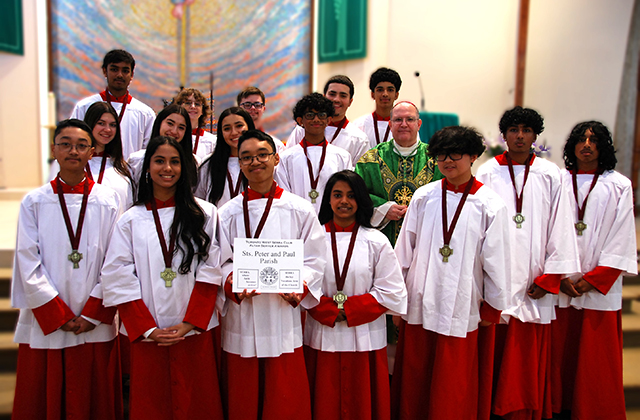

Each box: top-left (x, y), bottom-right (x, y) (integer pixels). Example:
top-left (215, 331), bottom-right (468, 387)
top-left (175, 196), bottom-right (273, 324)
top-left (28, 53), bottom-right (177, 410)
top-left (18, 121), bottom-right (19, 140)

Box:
top-left (303, 112), bottom-right (328, 120)
top-left (239, 152), bottom-right (275, 165)
top-left (240, 101), bottom-right (264, 110)
top-left (436, 153), bottom-right (464, 162)
top-left (54, 142), bottom-right (92, 153)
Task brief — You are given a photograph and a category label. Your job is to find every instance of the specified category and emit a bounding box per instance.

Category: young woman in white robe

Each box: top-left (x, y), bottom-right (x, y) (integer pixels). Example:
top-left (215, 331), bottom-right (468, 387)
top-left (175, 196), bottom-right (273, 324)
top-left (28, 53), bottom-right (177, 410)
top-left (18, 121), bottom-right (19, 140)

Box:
top-left (50, 102), bottom-right (134, 214)
top-left (102, 136), bottom-right (224, 419)
top-left (128, 104), bottom-right (198, 187)
top-left (195, 107), bottom-right (255, 208)
top-left (304, 170), bottom-right (407, 420)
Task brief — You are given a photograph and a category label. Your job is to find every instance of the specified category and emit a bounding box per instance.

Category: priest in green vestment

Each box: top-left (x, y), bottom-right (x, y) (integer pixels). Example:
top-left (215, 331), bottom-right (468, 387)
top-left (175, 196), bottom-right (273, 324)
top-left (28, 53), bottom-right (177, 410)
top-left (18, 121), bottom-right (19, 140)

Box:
top-left (355, 101), bottom-right (442, 246)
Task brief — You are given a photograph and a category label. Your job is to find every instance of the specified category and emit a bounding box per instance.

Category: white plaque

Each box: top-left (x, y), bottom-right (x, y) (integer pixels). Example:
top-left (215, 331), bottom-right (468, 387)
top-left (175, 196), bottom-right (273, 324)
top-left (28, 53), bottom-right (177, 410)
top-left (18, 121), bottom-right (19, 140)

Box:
top-left (233, 238), bottom-right (304, 293)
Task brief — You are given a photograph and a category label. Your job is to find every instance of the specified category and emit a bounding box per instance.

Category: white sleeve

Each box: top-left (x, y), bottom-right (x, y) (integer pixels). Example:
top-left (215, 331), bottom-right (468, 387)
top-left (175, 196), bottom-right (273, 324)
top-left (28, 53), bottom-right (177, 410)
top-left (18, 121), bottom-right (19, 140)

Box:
top-left (299, 210), bottom-right (328, 309)
top-left (286, 125), bottom-right (304, 149)
top-left (11, 198), bottom-right (59, 309)
top-left (369, 237), bottom-right (407, 315)
top-left (101, 216), bottom-right (143, 307)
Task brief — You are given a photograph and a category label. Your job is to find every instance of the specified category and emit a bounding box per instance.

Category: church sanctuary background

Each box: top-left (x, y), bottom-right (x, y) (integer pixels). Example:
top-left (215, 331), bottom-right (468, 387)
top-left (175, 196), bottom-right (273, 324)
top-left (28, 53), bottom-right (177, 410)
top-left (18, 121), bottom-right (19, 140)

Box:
top-left (0, 0), bottom-right (636, 195)
top-left (51, 0), bottom-right (311, 139)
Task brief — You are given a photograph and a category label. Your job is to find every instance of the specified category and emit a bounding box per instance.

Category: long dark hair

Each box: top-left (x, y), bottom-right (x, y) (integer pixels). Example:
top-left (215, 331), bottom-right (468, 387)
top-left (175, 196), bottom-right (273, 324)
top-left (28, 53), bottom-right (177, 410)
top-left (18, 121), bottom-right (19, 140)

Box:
top-left (83, 102), bottom-right (133, 182)
top-left (151, 104), bottom-right (197, 187)
top-left (563, 121), bottom-right (617, 171)
top-left (136, 136), bottom-right (210, 274)
top-left (318, 170), bottom-right (373, 228)
top-left (201, 107), bottom-right (255, 205)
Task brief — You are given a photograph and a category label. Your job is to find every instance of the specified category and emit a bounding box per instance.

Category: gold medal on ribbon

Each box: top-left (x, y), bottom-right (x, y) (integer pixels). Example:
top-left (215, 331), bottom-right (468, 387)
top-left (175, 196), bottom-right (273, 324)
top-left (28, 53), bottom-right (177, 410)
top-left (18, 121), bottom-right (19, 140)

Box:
top-left (68, 250), bottom-right (83, 269)
top-left (161, 267), bottom-right (177, 287)
top-left (513, 213), bottom-right (525, 228)
top-left (309, 189), bottom-right (319, 203)
top-left (439, 244), bottom-right (453, 263)
top-left (333, 291), bottom-right (348, 309)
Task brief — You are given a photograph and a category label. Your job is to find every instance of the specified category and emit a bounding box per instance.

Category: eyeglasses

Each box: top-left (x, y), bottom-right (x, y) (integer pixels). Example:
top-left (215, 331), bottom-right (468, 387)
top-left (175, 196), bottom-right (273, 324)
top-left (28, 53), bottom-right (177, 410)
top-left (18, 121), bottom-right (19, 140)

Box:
top-left (54, 142), bottom-right (92, 153)
top-left (391, 117), bottom-right (418, 125)
top-left (436, 153), bottom-right (464, 162)
top-left (303, 112), bottom-right (328, 121)
top-left (240, 102), bottom-right (265, 110)
top-left (239, 152), bottom-right (275, 165)
top-left (182, 101), bottom-right (203, 108)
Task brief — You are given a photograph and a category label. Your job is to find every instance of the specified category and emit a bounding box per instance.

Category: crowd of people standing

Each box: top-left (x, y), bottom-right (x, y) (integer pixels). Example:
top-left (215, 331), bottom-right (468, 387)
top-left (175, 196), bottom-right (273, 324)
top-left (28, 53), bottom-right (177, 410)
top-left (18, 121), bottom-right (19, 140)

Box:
top-left (10, 48), bottom-right (636, 420)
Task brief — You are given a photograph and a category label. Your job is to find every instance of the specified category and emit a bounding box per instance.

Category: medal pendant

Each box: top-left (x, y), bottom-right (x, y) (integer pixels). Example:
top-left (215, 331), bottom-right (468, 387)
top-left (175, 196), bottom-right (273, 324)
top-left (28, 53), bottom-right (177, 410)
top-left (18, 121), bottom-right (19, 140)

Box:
top-left (160, 267), bottom-right (177, 287)
top-left (333, 291), bottom-right (348, 310)
top-left (513, 213), bottom-right (525, 228)
top-left (439, 244), bottom-right (453, 263)
top-left (68, 250), bottom-right (83, 269)
top-left (575, 220), bottom-right (587, 236)
top-left (309, 189), bottom-right (319, 204)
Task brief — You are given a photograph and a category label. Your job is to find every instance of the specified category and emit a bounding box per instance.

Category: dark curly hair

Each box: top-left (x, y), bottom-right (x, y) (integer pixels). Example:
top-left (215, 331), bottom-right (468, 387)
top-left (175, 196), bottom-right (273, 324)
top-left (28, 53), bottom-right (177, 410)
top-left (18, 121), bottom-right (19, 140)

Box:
top-left (292, 93), bottom-right (335, 122)
top-left (499, 106), bottom-right (544, 135)
top-left (175, 88), bottom-right (211, 128)
top-left (136, 136), bottom-right (210, 274)
top-left (563, 121), bottom-right (616, 171)
top-left (369, 67), bottom-right (402, 92)
top-left (427, 126), bottom-right (485, 159)
top-left (318, 170), bottom-right (373, 228)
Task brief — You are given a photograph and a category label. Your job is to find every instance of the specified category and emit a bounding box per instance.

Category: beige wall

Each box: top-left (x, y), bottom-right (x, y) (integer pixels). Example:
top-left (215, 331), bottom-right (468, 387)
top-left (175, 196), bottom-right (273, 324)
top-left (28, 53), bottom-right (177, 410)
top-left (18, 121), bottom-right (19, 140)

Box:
top-left (317, 0), bottom-right (634, 167)
top-left (0, 0), bottom-right (42, 189)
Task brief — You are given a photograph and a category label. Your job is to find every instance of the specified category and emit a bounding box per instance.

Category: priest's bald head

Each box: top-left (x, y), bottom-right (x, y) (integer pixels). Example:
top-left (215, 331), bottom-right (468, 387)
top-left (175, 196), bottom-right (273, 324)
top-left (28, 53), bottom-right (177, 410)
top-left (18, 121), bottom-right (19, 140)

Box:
top-left (389, 101), bottom-right (422, 147)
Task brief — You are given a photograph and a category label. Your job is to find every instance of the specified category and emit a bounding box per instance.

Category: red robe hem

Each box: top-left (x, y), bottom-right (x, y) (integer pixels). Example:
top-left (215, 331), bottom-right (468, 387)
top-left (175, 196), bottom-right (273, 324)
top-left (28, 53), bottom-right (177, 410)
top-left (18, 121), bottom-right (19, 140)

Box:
top-left (550, 307), bottom-right (625, 420)
top-left (221, 347), bottom-right (312, 420)
top-left (13, 340), bottom-right (123, 420)
top-left (304, 346), bottom-right (390, 420)
top-left (391, 321), bottom-right (483, 420)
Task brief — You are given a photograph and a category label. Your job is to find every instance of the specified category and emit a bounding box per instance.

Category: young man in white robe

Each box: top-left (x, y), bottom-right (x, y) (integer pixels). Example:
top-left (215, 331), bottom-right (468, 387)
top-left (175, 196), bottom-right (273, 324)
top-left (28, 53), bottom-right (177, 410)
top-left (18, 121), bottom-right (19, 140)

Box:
top-left (551, 121), bottom-right (636, 420)
top-left (217, 129), bottom-right (327, 420)
top-left (12, 119), bottom-right (122, 419)
top-left (286, 75), bottom-right (369, 165)
top-left (71, 49), bottom-right (156, 159)
top-left (391, 126), bottom-right (510, 420)
top-left (474, 106), bottom-right (580, 420)
top-left (275, 93), bottom-right (353, 213)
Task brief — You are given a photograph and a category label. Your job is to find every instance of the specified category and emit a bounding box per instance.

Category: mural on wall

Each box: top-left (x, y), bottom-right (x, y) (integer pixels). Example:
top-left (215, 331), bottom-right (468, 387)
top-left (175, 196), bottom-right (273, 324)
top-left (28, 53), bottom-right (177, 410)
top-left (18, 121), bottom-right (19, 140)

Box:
top-left (51, 0), bottom-right (311, 138)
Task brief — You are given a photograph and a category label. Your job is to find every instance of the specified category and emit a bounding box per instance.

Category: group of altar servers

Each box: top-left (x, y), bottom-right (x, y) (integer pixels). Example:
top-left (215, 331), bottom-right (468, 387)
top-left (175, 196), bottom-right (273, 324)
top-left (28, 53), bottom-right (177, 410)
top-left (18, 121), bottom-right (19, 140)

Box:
top-left (10, 49), bottom-right (636, 420)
